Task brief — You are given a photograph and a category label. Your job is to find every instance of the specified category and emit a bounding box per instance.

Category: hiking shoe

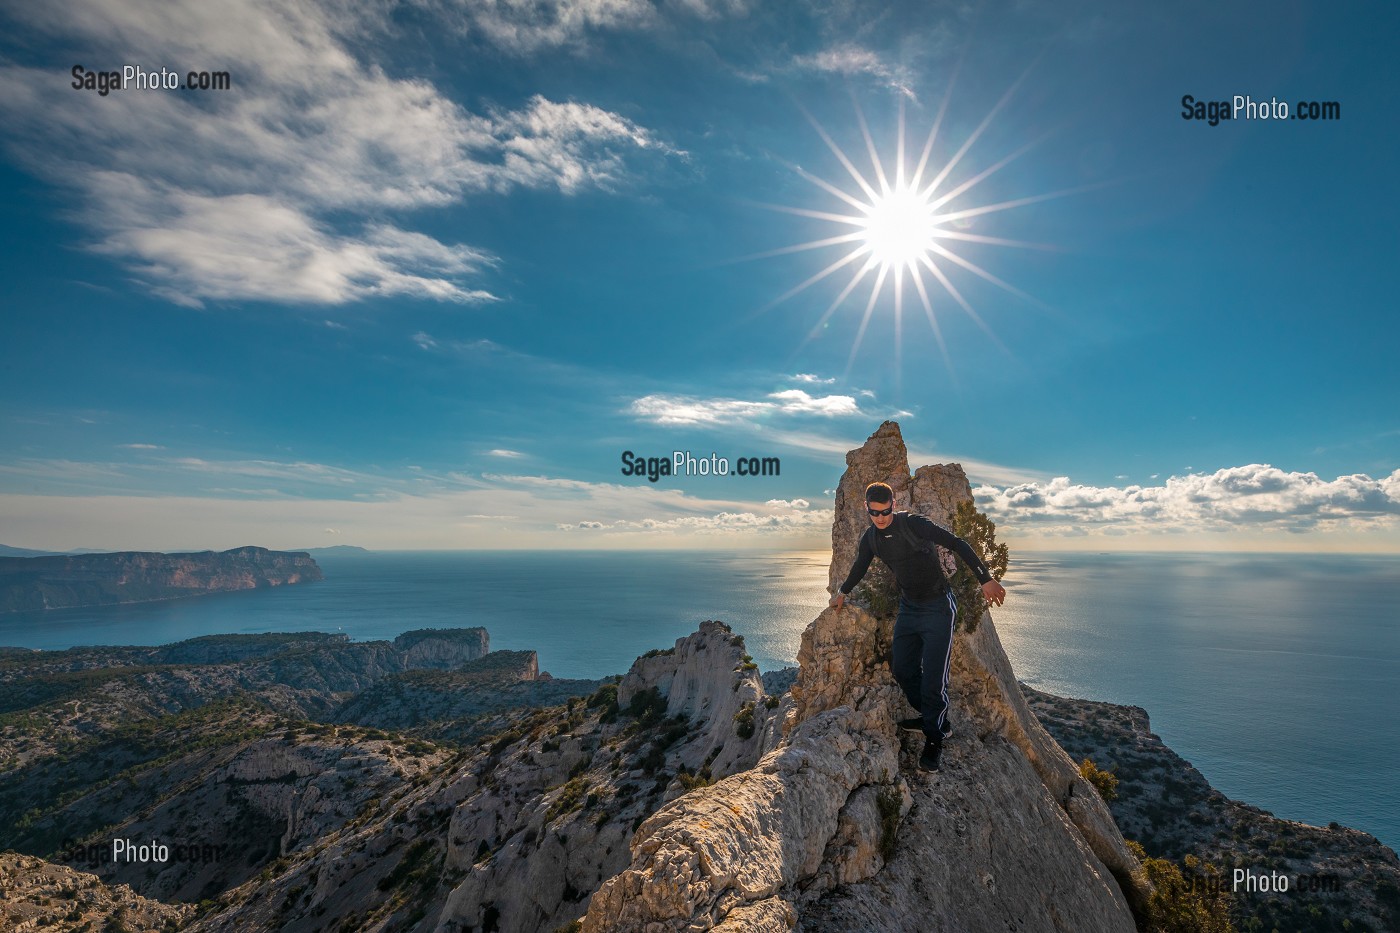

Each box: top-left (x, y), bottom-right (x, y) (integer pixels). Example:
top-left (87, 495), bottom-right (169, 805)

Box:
top-left (900, 717), bottom-right (952, 739)
top-left (918, 737), bottom-right (943, 773)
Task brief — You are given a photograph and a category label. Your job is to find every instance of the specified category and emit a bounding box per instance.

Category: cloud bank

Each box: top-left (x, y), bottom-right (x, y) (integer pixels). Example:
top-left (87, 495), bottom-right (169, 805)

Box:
top-left (0, 1), bottom-right (674, 307)
top-left (975, 464), bottom-right (1400, 537)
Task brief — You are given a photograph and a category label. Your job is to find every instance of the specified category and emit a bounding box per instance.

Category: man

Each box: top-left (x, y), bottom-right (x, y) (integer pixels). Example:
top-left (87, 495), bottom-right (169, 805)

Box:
top-left (829, 482), bottom-right (1006, 772)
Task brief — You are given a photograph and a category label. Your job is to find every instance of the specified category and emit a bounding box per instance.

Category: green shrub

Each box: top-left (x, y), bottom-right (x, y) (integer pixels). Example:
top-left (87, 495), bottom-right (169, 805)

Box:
top-left (545, 777), bottom-right (589, 824)
top-left (626, 687), bottom-right (667, 725)
top-left (1079, 758), bottom-right (1119, 801)
top-left (1125, 840), bottom-right (1236, 933)
top-left (876, 786), bottom-right (903, 861)
top-left (733, 702), bottom-right (756, 740)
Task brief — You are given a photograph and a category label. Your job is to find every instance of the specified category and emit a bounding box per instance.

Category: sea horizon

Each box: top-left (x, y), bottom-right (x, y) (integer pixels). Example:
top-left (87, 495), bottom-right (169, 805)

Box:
top-left (2, 548), bottom-right (1396, 851)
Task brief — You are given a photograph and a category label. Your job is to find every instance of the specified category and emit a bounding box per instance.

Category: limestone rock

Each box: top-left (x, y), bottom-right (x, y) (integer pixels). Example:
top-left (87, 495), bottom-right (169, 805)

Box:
top-left (0, 851), bottom-right (194, 931)
top-left (581, 704), bottom-right (903, 933)
top-left (393, 627), bottom-right (491, 668)
top-left (619, 620), bottom-right (776, 776)
top-left (826, 420), bottom-right (911, 595)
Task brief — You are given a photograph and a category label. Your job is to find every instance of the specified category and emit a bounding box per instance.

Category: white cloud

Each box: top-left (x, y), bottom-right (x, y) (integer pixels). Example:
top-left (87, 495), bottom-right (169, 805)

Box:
top-left (83, 182), bottom-right (501, 307)
top-left (558, 508), bottom-right (831, 534)
top-left (629, 394), bottom-right (774, 426)
top-left (118, 443), bottom-right (164, 450)
top-left (488, 449), bottom-right (525, 458)
top-left (0, 3), bottom-right (674, 307)
top-left (441, 0), bottom-right (748, 55)
top-left (767, 389), bottom-right (859, 416)
top-left (793, 44), bottom-right (895, 78)
top-left (791, 373), bottom-right (836, 384)
top-left (766, 498), bottom-right (810, 509)
top-left (450, 0), bottom-right (659, 54)
top-left (629, 390), bottom-right (860, 426)
top-left (974, 464), bottom-right (1400, 537)
top-left (790, 44), bottom-right (916, 98)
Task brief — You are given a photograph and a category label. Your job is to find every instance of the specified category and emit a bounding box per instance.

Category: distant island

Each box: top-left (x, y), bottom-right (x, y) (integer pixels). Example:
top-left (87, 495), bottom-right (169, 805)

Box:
top-left (0, 546), bottom-right (324, 613)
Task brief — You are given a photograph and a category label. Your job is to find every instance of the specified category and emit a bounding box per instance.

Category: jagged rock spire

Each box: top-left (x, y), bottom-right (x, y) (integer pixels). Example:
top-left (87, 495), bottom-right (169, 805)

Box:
top-left (583, 424), bottom-right (1149, 932)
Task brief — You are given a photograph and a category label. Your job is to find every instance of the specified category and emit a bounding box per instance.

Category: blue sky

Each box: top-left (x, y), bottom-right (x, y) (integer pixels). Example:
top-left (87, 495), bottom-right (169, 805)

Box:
top-left (2, 0), bottom-right (1398, 552)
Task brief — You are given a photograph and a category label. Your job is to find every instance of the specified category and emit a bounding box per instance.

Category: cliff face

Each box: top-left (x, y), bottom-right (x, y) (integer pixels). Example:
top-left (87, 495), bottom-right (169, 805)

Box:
top-left (582, 421), bottom-right (1149, 932)
top-left (0, 546), bottom-right (324, 612)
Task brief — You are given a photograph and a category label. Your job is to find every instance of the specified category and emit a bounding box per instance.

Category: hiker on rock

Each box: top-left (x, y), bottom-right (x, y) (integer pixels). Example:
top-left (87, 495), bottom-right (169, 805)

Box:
top-left (829, 481), bottom-right (1006, 772)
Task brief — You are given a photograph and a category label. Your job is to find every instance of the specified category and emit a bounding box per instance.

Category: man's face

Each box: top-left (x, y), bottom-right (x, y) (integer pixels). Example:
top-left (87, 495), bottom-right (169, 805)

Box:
top-left (866, 498), bottom-right (895, 530)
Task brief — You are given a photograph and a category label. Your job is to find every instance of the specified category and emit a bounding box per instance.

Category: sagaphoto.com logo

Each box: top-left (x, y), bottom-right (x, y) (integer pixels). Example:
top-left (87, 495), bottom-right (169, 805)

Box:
top-left (620, 450), bottom-right (781, 483)
top-left (1181, 93), bottom-right (1340, 126)
top-left (72, 64), bottom-right (232, 96)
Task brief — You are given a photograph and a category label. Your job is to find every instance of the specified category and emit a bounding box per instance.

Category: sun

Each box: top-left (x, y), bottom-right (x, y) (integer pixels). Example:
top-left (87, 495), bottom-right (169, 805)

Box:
top-left (748, 92), bottom-right (1086, 377)
top-left (860, 181), bottom-right (938, 269)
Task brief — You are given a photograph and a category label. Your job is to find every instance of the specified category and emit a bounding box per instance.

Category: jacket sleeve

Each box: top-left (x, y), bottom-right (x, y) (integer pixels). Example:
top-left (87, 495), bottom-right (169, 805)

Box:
top-left (912, 515), bottom-right (993, 584)
top-left (838, 529), bottom-right (875, 595)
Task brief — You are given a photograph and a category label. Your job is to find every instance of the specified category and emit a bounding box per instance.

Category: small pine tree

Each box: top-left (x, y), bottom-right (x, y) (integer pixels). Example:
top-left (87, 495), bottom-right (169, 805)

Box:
top-left (948, 499), bottom-right (1009, 632)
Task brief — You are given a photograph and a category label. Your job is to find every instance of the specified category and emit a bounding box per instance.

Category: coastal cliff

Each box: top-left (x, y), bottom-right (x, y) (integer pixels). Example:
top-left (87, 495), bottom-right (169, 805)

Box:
top-left (0, 546), bottom-right (324, 612)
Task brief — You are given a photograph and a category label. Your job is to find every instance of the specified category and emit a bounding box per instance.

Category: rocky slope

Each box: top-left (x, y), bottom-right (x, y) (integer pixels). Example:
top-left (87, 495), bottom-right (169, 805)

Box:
top-left (0, 628), bottom-right (492, 776)
top-left (581, 421), bottom-right (1148, 932)
top-left (0, 851), bottom-right (192, 932)
top-left (184, 619), bottom-right (784, 933)
top-left (0, 628), bottom-right (497, 863)
top-left (0, 546), bottom-right (323, 612)
top-left (1027, 687), bottom-right (1400, 933)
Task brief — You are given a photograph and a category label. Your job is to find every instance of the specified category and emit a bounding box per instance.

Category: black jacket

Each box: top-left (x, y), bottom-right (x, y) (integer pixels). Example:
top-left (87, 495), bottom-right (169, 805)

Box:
top-left (838, 512), bottom-right (992, 602)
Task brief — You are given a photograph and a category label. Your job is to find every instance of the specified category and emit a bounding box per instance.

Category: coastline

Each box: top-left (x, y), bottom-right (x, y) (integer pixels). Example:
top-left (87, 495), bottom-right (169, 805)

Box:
top-left (1024, 685), bottom-right (1400, 932)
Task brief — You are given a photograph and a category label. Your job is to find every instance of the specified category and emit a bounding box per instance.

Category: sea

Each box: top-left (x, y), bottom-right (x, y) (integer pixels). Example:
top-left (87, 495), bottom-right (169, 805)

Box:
top-left (1, 549), bottom-right (1396, 851)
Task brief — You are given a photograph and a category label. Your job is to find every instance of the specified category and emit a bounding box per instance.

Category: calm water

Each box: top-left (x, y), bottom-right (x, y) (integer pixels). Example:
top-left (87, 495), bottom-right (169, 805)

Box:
top-left (2, 549), bottom-right (1396, 849)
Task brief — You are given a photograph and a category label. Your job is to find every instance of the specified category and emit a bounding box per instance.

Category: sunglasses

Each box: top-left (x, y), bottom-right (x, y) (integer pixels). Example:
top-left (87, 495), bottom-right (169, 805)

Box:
top-left (866, 505), bottom-right (893, 517)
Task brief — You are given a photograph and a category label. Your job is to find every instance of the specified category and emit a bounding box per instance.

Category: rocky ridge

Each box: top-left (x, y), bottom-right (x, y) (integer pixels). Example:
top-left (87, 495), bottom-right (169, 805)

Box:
top-left (581, 421), bottom-right (1148, 932)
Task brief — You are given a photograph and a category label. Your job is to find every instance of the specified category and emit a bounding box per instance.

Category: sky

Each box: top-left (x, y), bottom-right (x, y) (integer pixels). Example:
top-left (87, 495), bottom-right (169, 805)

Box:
top-left (1, 0), bottom-right (1398, 553)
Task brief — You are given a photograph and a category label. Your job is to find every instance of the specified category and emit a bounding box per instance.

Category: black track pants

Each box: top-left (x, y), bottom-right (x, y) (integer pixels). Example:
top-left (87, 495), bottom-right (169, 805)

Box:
top-left (891, 591), bottom-right (958, 738)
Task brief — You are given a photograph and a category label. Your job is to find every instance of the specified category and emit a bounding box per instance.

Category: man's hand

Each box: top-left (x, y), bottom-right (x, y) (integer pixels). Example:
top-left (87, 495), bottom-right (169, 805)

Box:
top-left (828, 592), bottom-right (846, 610)
top-left (981, 579), bottom-right (1006, 608)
